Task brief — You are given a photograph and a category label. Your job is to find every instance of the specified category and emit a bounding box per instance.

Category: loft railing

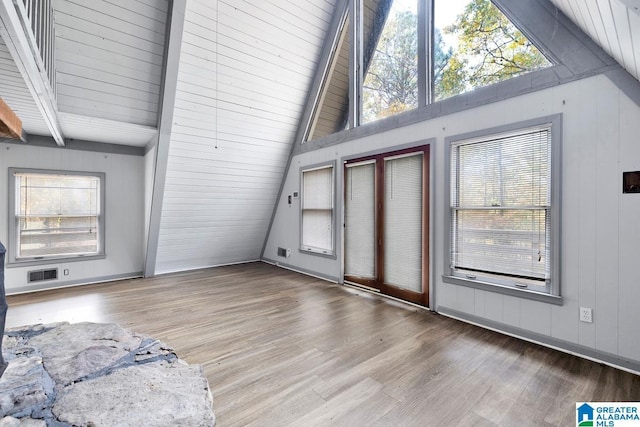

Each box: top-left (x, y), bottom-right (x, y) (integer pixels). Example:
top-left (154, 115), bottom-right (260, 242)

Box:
top-left (17, 0), bottom-right (56, 94)
top-left (0, 0), bottom-right (63, 144)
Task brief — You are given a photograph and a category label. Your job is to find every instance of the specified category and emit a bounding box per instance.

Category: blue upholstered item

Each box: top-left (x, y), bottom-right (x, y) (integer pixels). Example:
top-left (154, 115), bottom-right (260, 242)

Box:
top-left (0, 241), bottom-right (7, 378)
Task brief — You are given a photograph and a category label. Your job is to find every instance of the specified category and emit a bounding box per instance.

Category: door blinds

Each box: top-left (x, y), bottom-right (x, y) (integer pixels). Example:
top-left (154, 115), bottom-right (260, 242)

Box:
top-left (384, 153), bottom-right (423, 292)
top-left (345, 161), bottom-right (376, 279)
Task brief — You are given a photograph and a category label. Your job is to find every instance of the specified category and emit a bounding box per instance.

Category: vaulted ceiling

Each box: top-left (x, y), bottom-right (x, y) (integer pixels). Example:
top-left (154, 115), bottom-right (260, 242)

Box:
top-left (149, 0), bottom-right (338, 274)
top-left (549, 0), bottom-right (640, 83)
top-left (52, 0), bottom-right (166, 145)
top-left (0, 0), bottom-right (638, 274)
top-left (0, 0), bottom-right (165, 146)
top-left (1, 0), bottom-right (638, 148)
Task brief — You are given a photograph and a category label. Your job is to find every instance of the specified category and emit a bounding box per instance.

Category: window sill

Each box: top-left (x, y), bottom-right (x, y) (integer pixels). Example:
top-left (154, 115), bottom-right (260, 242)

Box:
top-left (8, 254), bottom-right (107, 268)
top-left (442, 275), bottom-right (563, 306)
top-left (299, 247), bottom-right (336, 260)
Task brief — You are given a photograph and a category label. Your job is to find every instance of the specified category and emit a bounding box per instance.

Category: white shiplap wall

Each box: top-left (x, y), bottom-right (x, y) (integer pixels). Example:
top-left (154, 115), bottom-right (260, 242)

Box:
top-left (153, 0), bottom-right (336, 274)
top-left (265, 73), bottom-right (640, 366)
top-left (550, 0), bottom-right (640, 82)
top-left (0, 36), bottom-right (51, 135)
top-left (53, 0), bottom-right (168, 126)
top-left (0, 142), bottom-right (145, 293)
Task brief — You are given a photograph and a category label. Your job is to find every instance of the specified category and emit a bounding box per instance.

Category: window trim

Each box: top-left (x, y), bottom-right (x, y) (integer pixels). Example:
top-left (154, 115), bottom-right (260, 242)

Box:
top-left (443, 114), bottom-right (562, 305)
top-left (299, 162), bottom-right (337, 259)
top-left (7, 168), bottom-right (106, 267)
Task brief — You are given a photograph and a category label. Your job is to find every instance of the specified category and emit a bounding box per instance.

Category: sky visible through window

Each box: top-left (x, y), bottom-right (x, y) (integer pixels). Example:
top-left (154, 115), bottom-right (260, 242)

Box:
top-left (360, 0), bottom-right (551, 123)
top-left (434, 0), bottom-right (466, 49)
top-left (362, 0), bottom-right (466, 122)
top-left (389, 0), bottom-right (467, 47)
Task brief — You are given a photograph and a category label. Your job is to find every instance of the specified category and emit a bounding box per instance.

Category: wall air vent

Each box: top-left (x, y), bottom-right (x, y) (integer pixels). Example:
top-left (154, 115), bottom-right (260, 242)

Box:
top-left (28, 268), bottom-right (58, 283)
top-left (277, 247), bottom-right (287, 258)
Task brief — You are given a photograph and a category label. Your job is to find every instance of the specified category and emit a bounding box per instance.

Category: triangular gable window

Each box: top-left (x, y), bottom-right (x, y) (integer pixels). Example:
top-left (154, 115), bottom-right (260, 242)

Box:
top-left (433, 0), bottom-right (551, 101)
top-left (304, 0), bottom-right (553, 142)
top-left (307, 16), bottom-right (351, 141)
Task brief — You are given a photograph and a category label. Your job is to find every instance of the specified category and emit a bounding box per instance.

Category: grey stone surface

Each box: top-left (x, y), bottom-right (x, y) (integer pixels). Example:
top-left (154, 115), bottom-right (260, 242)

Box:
top-left (0, 322), bottom-right (215, 426)
top-left (0, 357), bottom-right (53, 418)
top-left (0, 357), bottom-right (53, 415)
top-left (54, 362), bottom-right (214, 427)
top-left (0, 416), bottom-right (46, 427)
top-left (28, 322), bottom-right (144, 385)
top-left (0, 417), bottom-right (19, 427)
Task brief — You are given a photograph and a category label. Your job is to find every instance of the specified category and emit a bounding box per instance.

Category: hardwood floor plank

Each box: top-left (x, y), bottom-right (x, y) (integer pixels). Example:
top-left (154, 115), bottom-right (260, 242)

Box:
top-left (472, 342), bottom-right (560, 424)
top-left (293, 377), bottom-right (400, 426)
top-left (5, 262), bottom-right (640, 426)
top-left (455, 411), bottom-right (497, 427)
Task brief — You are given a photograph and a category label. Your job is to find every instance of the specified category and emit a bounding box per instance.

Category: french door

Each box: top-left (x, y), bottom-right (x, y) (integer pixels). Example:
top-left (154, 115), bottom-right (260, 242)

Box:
top-left (344, 146), bottom-right (430, 306)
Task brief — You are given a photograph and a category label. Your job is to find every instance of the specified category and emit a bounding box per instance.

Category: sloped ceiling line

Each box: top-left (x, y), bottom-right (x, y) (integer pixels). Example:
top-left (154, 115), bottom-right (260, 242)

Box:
top-left (548, 0), bottom-right (640, 83)
top-left (144, 0), bottom-right (186, 278)
top-left (497, 0), bottom-right (640, 108)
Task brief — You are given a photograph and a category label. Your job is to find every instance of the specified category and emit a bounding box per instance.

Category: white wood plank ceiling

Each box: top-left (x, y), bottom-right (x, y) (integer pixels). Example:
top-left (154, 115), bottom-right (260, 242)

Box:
top-left (53, 0), bottom-right (167, 145)
top-left (549, 0), bottom-right (640, 82)
top-left (0, 0), bottom-right (167, 145)
top-left (53, 0), bottom-right (167, 127)
top-left (0, 36), bottom-right (51, 135)
top-left (154, 0), bottom-right (337, 273)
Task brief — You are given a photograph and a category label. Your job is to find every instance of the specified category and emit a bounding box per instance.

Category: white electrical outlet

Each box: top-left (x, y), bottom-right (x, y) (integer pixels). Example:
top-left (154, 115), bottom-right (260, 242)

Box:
top-left (580, 307), bottom-right (593, 323)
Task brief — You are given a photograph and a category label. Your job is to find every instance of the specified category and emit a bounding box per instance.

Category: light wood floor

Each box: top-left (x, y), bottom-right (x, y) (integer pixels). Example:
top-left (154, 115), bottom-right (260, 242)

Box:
top-left (6, 262), bottom-right (640, 426)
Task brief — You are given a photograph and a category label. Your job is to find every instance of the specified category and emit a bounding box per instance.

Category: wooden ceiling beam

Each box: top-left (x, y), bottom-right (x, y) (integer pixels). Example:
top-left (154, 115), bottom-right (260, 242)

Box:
top-left (0, 97), bottom-right (22, 140)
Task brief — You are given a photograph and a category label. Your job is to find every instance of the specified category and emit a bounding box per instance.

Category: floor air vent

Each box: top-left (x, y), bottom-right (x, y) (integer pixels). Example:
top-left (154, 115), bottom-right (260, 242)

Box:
top-left (28, 268), bottom-right (58, 283)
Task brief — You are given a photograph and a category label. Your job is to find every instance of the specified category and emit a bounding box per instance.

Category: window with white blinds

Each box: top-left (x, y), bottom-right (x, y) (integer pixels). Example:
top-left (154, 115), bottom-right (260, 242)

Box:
top-left (301, 165), bottom-right (335, 255)
top-left (9, 169), bottom-right (105, 263)
top-left (449, 124), bottom-right (554, 293)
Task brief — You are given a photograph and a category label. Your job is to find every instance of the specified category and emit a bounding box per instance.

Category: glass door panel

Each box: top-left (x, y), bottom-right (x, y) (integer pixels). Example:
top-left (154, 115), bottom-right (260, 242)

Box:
top-left (345, 161), bottom-right (376, 283)
top-left (383, 153), bottom-right (423, 292)
top-left (343, 146), bottom-right (429, 306)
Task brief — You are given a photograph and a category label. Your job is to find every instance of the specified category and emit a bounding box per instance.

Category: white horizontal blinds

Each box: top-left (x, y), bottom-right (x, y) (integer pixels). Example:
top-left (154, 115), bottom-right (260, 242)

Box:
top-left (345, 162), bottom-right (376, 279)
top-left (15, 173), bottom-right (101, 258)
top-left (302, 166), bottom-right (334, 253)
top-left (384, 153), bottom-right (423, 292)
top-left (451, 126), bottom-right (551, 282)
